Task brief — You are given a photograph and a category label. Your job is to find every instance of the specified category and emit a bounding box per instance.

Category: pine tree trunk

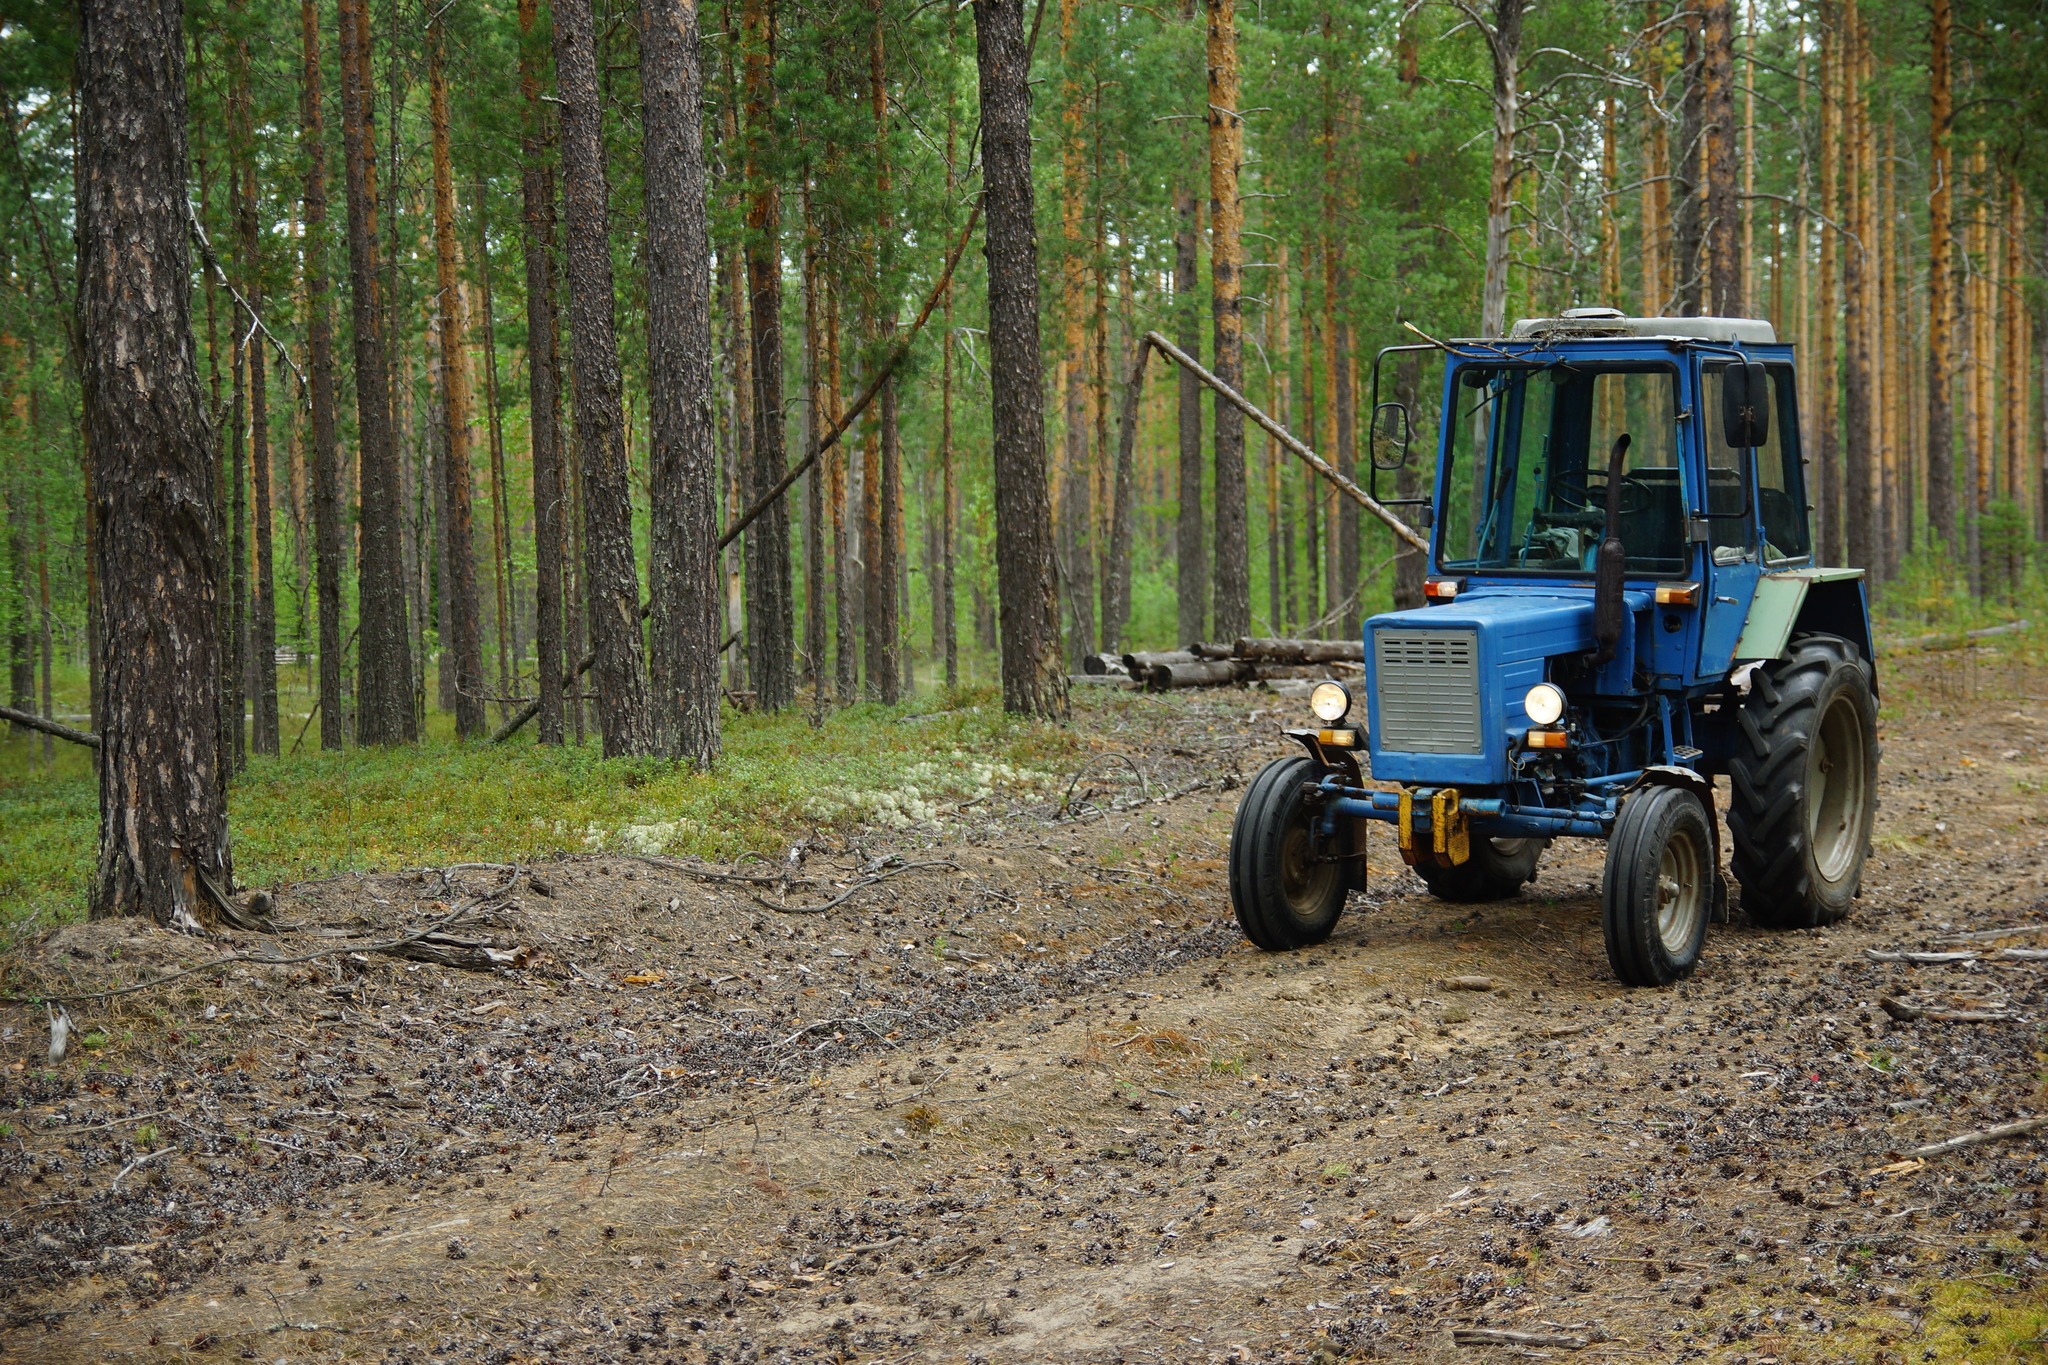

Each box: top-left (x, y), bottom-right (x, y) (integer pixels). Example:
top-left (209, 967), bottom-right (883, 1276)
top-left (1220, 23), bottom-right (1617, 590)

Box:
top-left (1641, 2), bottom-right (1671, 313)
top-left (1058, 0), bottom-right (1091, 663)
top-left (864, 7), bottom-right (902, 704)
top-left (1815, 2), bottom-right (1840, 562)
top-left (1480, 0), bottom-right (1525, 335)
top-left (1206, 0), bottom-right (1249, 641)
top-left (554, 0), bottom-right (657, 755)
top-left (337, 0), bottom-right (415, 743)
top-left (802, 187), bottom-right (826, 695)
top-left (1173, 129), bottom-right (1205, 645)
top-left (1964, 141), bottom-right (1987, 589)
top-left (742, 0), bottom-right (795, 711)
top-left (972, 0), bottom-right (1065, 719)
top-left (79, 0), bottom-right (235, 925)
top-left (519, 0), bottom-right (566, 746)
top-left (1700, 0), bottom-right (1739, 316)
top-left (429, 17), bottom-right (484, 739)
top-left (939, 69), bottom-right (959, 687)
top-left (228, 314), bottom-right (247, 773)
top-left (475, 194), bottom-right (515, 721)
top-left (1673, 3), bottom-right (1704, 316)
top-left (642, 0), bottom-right (720, 764)
top-left (1841, 8), bottom-right (1873, 576)
top-left (302, 0), bottom-right (345, 749)
top-left (1925, 0), bottom-right (1955, 549)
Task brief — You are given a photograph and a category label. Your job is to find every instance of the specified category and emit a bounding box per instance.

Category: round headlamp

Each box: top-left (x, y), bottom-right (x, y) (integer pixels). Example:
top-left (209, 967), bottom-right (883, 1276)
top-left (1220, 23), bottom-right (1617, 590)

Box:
top-left (1524, 682), bottom-right (1566, 727)
top-left (1310, 681), bottom-right (1353, 724)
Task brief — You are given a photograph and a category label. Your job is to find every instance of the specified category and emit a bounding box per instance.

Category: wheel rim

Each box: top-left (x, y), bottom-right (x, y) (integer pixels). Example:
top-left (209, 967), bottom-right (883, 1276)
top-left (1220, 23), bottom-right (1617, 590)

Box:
top-left (1808, 692), bottom-right (1868, 881)
top-left (1654, 821), bottom-right (1706, 956)
top-left (1279, 808), bottom-right (1340, 920)
top-left (1489, 838), bottom-right (1538, 860)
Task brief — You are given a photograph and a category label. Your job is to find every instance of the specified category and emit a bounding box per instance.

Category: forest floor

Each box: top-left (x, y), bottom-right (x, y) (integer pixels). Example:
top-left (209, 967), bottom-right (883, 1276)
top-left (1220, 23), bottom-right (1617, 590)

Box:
top-left (3, 643), bottom-right (2047, 1365)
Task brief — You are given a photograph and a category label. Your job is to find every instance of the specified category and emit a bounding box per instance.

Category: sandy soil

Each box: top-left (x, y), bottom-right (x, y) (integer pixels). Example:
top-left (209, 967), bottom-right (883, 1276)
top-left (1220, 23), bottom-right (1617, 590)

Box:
top-left (3, 658), bottom-right (2045, 1364)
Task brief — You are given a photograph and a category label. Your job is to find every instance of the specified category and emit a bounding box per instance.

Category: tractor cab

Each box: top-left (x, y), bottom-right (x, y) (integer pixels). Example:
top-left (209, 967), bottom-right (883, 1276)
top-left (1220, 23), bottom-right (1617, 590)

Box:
top-left (1229, 310), bottom-right (1880, 988)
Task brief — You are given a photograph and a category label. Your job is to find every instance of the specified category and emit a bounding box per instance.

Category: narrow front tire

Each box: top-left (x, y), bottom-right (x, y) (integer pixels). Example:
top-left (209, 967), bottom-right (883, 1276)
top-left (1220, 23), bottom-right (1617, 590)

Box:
top-left (1229, 756), bottom-right (1348, 951)
top-left (1602, 785), bottom-right (1713, 987)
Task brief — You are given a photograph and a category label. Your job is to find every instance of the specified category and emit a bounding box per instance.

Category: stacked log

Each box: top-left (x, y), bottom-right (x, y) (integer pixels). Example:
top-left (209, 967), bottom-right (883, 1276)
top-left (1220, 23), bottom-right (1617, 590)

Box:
top-left (1099, 637), bottom-right (1366, 691)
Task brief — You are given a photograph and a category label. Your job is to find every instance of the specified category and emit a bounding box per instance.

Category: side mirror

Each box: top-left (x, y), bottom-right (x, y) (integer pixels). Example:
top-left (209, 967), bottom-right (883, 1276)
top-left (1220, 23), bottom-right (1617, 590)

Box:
top-left (1721, 360), bottom-right (1771, 449)
top-left (1371, 401), bottom-right (1412, 470)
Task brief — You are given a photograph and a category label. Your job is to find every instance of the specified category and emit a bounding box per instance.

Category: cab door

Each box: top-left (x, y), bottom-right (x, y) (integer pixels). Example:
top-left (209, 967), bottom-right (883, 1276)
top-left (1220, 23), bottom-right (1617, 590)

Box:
top-left (1694, 360), bottom-right (1762, 682)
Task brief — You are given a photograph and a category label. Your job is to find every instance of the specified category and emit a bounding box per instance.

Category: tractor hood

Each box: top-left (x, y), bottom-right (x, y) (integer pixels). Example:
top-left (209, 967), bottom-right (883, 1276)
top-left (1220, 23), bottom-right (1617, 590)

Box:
top-left (1363, 587), bottom-right (1651, 786)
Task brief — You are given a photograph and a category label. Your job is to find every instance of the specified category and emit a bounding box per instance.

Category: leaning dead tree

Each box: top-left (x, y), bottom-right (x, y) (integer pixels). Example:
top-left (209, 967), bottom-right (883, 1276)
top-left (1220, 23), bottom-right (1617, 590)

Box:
top-left (1138, 332), bottom-right (1427, 555)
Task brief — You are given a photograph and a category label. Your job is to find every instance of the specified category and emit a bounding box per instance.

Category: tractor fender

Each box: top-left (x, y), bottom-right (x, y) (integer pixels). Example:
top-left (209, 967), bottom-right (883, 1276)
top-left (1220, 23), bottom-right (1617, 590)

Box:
top-left (1623, 765), bottom-right (1732, 924)
top-left (1283, 728), bottom-right (1364, 789)
top-left (1731, 567), bottom-right (1877, 692)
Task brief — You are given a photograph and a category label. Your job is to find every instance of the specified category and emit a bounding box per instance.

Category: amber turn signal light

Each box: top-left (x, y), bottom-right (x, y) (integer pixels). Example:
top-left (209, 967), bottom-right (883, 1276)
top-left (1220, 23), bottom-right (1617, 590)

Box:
top-left (1655, 581), bottom-right (1701, 606)
top-left (1524, 728), bottom-right (1569, 750)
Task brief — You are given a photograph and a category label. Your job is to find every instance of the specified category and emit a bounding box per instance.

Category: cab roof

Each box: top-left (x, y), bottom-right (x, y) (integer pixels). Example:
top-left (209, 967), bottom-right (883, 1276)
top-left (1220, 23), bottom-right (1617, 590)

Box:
top-left (1489, 307), bottom-right (1777, 346)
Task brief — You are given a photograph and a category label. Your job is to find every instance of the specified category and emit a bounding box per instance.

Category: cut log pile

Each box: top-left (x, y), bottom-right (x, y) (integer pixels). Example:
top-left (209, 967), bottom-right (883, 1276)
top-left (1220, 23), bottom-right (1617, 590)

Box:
top-left (1077, 637), bottom-right (1365, 691)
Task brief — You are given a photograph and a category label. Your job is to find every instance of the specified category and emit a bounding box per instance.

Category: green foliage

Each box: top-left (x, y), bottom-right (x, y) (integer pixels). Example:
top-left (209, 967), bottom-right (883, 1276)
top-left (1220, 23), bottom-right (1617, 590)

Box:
top-left (0, 672), bottom-right (1085, 935)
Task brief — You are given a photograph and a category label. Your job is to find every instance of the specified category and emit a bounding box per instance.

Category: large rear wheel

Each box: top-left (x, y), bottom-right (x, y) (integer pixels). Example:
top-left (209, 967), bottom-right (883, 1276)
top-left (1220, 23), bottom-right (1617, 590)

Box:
top-left (1602, 784), bottom-right (1713, 987)
top-left (1727, 634), bottom-right (1878, 928)
top-left (1229, 756), bottom-right (1348, 950)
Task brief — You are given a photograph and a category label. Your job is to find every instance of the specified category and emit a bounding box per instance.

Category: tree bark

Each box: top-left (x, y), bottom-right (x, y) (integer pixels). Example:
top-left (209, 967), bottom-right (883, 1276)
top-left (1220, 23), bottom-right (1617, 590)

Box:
top-left (1639, 2), bottom-right (1670, 313)
top-left (939, 68), bottom-right (959, 688)
top-left (643, 0), bottom-right (721, 764)
top-left (1673, 1), bottom-right (1705, 316)
top-left (1925, 0), bottom-right (1956, 549)
top-left (554, 0), bottom-right (657, 756)
top-left (1173, 111), bottom-right (1205, 646)
top-left (337, 0), bottom-right (415, 743)
top-left (740, 0), bottom-right (795, 712)
top-left (1815, 0), bottom-right (1839, 562)
top-left (429, 15), bottom-right (484, 740)
top-left (476, 191), bottom-right (515, 722)
top-left (1058, 0), bottom-right (1092, 664)
top-left (301, 0), bottom-right (345, 749)
top-left (1700, 0), bottom-right (1739, 317)
top-left (1479, 0), bottom-right (1525, 336)
top-left (865, 6), bottom-right (902, 704)
top-left (1206, 0), bottom-right (1249, 642)
top-left (518, 0), bottom-right (565, 746)
top-left (972, 0), bottom-right (1065, 719)
top-left (78, 0), bottom-right (234, 926)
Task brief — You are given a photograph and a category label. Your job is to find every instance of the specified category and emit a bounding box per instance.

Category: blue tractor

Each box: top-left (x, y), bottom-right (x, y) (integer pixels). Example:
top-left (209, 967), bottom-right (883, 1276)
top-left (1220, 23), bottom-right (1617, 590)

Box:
top-left (1228, 309), bottom-right (1880, 987)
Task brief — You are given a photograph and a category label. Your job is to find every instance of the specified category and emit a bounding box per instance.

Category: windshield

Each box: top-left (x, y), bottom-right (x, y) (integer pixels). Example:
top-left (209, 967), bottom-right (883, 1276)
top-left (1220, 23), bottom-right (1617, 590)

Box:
top-left (1437, 365), bottom-right (1692, 576)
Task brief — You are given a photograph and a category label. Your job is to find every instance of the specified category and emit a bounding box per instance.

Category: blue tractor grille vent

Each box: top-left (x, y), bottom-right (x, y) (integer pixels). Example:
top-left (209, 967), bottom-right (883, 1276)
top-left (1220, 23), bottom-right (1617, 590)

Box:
top-left (1373, 628), bottom-right (1484, 754)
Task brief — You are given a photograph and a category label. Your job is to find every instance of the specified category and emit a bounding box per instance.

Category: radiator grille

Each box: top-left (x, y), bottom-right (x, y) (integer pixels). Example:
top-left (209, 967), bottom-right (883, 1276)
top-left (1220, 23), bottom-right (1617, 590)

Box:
top-left (1374, 629), bottom-right (1483, 754)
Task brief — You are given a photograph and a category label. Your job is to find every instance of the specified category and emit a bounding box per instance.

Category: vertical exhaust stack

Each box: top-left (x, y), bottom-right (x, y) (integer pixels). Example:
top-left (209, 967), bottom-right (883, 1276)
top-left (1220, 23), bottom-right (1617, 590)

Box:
top-left (1592, 433), bottom-right (1630, 666)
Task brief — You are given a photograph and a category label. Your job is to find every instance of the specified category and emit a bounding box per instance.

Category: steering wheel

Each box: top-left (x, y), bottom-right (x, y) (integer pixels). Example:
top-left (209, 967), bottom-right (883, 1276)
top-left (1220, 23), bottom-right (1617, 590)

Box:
top-left (1546, 468), bottom-right (1653, 516)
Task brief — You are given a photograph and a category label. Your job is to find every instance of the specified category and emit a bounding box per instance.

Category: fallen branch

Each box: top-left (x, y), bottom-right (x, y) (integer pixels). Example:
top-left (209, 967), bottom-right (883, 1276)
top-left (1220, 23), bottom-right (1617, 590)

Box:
top-left (1905, 1115), bottom-right (2048, 1160)
top-left (1452, 1327), bottom-right (1590, 1350)
top-left (1864, 949), bottom-right (1982, 964)
top-left (0, 877), bottom-right (516, 1006)
top-left (753, 859), bottom-right (958, 915)
top-left (379, 932), bottom-right (532, 973)
top-left (824, 1235), bottom-right (904, 1272)
top-left (0, 704), bottom-right (99, 749)
top-left (1890, 619), bottom-right (2031, 653)
top-left (1934, 923), bottom-right (2048, 944)
top-left (1878, 996), bottom-right (2015, 1023)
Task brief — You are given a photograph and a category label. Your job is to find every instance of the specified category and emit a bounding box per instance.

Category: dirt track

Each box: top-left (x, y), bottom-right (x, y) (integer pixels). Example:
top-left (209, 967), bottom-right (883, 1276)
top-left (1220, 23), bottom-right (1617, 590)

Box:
top-left (3, 661), bottom-right (2046, 1364)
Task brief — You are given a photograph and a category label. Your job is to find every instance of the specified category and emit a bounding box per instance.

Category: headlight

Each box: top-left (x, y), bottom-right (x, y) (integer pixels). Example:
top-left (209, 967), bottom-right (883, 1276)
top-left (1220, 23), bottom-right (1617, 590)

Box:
top-left (1524, 683), bottom-right (1566, 727)
top-left (1310, 681), bottom-right (1352, 723)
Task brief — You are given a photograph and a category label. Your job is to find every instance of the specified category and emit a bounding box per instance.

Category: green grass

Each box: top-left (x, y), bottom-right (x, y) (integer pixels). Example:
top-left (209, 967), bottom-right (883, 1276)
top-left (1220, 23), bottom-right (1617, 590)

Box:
top-left (0, 668), bottom-right (1087, 938)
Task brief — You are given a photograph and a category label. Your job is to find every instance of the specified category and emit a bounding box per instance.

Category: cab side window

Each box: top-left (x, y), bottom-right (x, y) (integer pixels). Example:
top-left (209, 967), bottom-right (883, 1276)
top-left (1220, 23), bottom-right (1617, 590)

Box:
top-left (1756, 366), bottom-right (1810, 561)
top-left (1698, 364), bottom-right (1755, 560)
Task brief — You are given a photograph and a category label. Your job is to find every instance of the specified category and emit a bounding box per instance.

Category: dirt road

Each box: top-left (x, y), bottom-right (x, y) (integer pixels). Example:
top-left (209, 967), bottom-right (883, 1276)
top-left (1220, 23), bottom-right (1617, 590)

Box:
top-left (4, 665), bottom-right (2046, 1363)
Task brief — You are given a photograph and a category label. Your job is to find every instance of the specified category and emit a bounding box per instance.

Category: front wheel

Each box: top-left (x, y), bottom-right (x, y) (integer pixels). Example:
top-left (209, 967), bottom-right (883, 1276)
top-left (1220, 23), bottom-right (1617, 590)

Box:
top-left (1602, 784), bottom-right (1713, 987)
top-left (1228, 756), bottom-right (1348, 950)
